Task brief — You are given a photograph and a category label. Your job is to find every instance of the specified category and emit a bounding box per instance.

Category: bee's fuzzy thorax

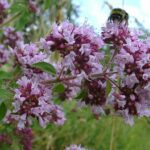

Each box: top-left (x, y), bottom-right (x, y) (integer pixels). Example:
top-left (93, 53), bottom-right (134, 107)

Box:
top-left (108, 8), bottom-right (129, 25)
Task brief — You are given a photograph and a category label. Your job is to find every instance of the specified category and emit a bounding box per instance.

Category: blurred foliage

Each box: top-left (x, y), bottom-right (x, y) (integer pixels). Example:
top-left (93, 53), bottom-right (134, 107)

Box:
top-left (4, 0), bottom-right (78, 42)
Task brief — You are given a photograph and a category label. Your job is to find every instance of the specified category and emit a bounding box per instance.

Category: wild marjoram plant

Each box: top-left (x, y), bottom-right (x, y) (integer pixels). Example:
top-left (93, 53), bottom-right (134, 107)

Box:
top-left (0, 0), bottom-right (150, 149)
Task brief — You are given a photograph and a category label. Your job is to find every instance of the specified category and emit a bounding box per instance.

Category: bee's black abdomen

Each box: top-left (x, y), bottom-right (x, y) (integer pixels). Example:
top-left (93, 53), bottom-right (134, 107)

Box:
top-left (108, 14), bottom-right (123, 22)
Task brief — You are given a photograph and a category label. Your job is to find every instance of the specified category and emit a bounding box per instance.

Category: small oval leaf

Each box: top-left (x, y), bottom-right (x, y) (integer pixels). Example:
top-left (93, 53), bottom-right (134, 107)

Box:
top-left (0, 102), bottom-right (7, 121)
top-left (32, 62), bottom-right (56, 75)
top-left (53, 83), bottom-right (65, 93)
top-left (106, 80), bottom-right (112, 96)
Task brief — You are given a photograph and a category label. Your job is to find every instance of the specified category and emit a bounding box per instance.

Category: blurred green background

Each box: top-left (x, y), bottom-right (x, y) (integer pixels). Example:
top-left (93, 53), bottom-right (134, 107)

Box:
top-left (33, 101), bottom-right (150, 150)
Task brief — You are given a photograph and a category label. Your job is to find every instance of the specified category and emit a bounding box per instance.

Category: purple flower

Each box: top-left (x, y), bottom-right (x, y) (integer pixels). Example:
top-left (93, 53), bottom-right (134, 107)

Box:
top-left (0, 44), bottom-right (10, 65)
top-left (3, 27), bottom-right (23, 48)
top-left (113, 35), bottom-right (150, 125)
top-left (0, 0), bottom-right (10, 24)
top-left (10, 76), bottom-right (66, 128)
top-left (0, 0), bottom-right (9, 9)
top-left (102, 22), bottom-right (130, 47)
top-left (41, 21), bottom-right (103, 60)
top-left (15, 43), bottom-right (46, 66)
top-left (31, 102), bottom-right (66, 128)
top-left (40, 21), bottom-right (104, 78)
top-left (77, 78), bottom-right (106, 116)
top-left (28, 0), bottom-right (38, 13)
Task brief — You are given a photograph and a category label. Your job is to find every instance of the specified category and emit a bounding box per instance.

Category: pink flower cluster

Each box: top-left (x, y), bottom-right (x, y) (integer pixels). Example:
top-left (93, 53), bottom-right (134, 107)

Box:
top-left (10, 76), bottom-right (65, 129)
top-left (2, 27), bottom-right (24, 48)
top-left (41, 21), bottom-right (103, 75)
top-left (28, 0), bottom-right (38, 13)
top-left (101, 22), bottom-right (150, 125)
top-left (0, 27), bottom-right (24, 67)
top-left (113, 36), bottom-right (150, 125)
top-left (15, 43), bottom-right (46, 66)
top-left (102, 22), bottom-right (130, 47)
top-left (14, 42), bottom-right (51, 80)
top-left (0, 44), bottom-right (10, 66)
top-left (80, 78), bottom-right (106, 115)
top-left (0, 0), bottom-right (9, 24)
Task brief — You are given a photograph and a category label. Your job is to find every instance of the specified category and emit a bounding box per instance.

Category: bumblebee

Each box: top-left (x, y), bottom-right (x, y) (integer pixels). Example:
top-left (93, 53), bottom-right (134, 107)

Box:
top-left (108, 8), bottom-right (129, 25)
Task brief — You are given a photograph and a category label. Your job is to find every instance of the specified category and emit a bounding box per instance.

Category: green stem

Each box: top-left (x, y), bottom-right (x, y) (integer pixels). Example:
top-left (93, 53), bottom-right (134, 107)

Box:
top-left (105, 75), bottom-right (121, 90)
top-left (42, 75), bottom-right (77, 84)
top-left (109, 117), bottom-right (116, 150)
top-left (103, 49), bottom-right (118, 73)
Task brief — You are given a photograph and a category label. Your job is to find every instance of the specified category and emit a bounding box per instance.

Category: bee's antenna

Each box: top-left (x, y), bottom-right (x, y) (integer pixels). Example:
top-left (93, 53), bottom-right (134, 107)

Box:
top-left (104, 1), bottom-right (113, 10)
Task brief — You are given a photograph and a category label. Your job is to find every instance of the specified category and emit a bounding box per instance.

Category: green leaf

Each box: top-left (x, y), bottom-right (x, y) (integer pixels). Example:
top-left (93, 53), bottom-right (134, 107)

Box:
top-left (0, 89), bottom-right (13, 100)
top-left (0, 71), bottom-right (13, 79)
top-left (53, 98), bottom-right (62, 105)
top-left (106, 80), bottom-right (112, 96)
top-left (10, 2), bottom-right (27, 13)
top-left (53, 83), bottom-right (65, 93)
top-left (32, 62), bottom-right (56, 75)
top-left (75, 89), bottom-right (87, 99)
top-left (44, 0), bottom-right (51, 9)
top-left (0, 102), bottom-right (7, 121)
top-left (15, 12), bottom-right (30, 30)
